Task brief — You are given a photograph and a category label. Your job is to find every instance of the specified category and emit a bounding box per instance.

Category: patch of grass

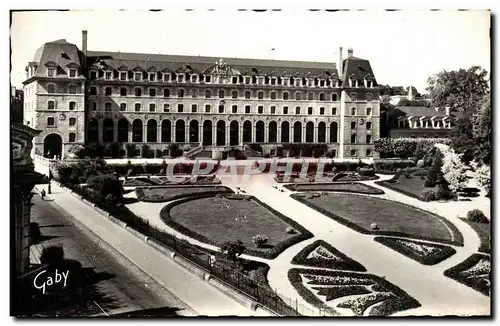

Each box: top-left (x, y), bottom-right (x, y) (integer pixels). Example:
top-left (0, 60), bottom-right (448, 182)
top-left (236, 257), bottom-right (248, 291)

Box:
top-left (444, 253), bottom-right (490, 297)
top-left (160, 194), bottom-right (313, 259)
top-left (283, 182), bottom-right (384, 195)
top-left (375, 174), bottom-right (430, 201)
top-left (135, 185), bottom-right (232, 202)
top-left (461, 219), bottom-right (491, 254)
top-left (291, 193), bottom-right (463, 246)
top-left (288, 268), bottom-right (420, 316)
top-left (374, 237), bottom-right (457, 265)
top-left (291, 240), bottom-right (366, 271)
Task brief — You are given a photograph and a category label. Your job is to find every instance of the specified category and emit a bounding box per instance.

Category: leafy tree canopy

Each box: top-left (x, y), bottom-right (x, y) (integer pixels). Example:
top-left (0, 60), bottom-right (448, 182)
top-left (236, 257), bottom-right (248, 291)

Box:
top-left (426, 66), bottom-right (489, 113)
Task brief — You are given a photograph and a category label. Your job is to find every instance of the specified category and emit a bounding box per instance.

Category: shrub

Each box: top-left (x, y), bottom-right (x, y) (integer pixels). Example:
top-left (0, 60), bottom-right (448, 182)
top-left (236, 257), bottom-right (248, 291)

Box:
top-left (220, 240), bottom-right (245, 262)
top-left (421, 189), bottom-right (436, 202)
top-left (467, 209), bottom-right (488, 223)
top-left (252, 235), bottom-right (268, 248)
top-left (413, 169), bottom-right (429, 177)
top-left (436, 143), bottom-right (468, 193)
top-left (404, 173), bottom-right (411, 179)
top-left (87, 174), bottom-right (124, 202)
top-left (424, 179), bottom-right (435, 188)
top-left (286, 227), bottom-right (297, 234)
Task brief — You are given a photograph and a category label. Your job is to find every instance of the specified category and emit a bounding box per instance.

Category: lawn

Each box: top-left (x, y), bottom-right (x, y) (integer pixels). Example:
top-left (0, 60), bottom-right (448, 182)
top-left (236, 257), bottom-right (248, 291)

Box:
top-left (292, 193), bottom-right (463, 246)
top-left (461, 219), bottom-right (490, 254)
top-left (160, 195), bottom-right (313, 259)
top-left (283, 182), bottom-right (384, 195)
top-left (376, 174), bottom-right (429, 200)
top-left (135, 185), bottom-right (232, 202)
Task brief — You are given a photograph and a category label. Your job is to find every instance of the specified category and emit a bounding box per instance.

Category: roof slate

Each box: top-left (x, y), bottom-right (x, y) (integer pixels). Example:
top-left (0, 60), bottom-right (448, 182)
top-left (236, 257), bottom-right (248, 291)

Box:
top-left (31, 40), bottom-right (83, 78)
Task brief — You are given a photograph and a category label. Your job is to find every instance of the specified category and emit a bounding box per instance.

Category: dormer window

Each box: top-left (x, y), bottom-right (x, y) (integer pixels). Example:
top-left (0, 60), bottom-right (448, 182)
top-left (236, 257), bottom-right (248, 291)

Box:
top-left (205, 75), bottom-right (211, 83)
top-left (232, 76), bottom-right (238, 84)
top-left (69, 69), bottom-right (77, 78)
top-left (245, 76), bottom-right (250, 84)
top-left (307, 79), bottom-right (313, 87)
top-left (177, 74), bottom-right (184, 83)
top-left (47, 67), bottom-right (56, 77)
top-left (90, 70), bottom-right (97, 79)
top-left (351, 79), bottom-right (358, 87)
top-left (120, 71), bottom-right (128, 80)
top-left (366, 80), bottom-right (373, 88)
top-left (191, 75), bottom-right (198, 83)
top-left (149, 73), bottom-right (156, 82)
top-left (105, 71), bottom-right (112, 80)
top-left (163, 73), bottom-right (170, 82)
top-left (134, 72), bottom-right (142, 81)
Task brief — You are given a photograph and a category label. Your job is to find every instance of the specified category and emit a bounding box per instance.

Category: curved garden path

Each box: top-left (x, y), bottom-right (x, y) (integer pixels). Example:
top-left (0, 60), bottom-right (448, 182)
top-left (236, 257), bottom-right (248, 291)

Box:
top-left (125, 173), bottom-right (489, 316)
top-left (220, 173), bottom-right (489, 316)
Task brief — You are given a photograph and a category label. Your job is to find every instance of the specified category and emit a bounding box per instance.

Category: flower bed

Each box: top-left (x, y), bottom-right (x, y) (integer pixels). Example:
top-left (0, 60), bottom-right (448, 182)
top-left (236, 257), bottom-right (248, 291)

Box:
top-left (374, 237), bottom-right (457, 265)
top-left (288, 268), bottom-right (420, 316)
top-left (291, 240), bottom-right (366, 271)
top-left (283, 182), bottom-right (385, 195)
top-left (160, 194), bottom-right (313, 259)
top-left (444, 253), bottom-right (490, 296)
top-left (135, 185), bottom-right (232, 202)
top-left (291, 192), bottom-right (464, 246)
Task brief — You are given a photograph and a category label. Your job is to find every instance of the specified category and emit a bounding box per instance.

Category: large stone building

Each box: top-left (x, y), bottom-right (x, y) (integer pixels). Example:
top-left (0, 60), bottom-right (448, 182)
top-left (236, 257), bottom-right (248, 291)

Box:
top-left (23, 30), bottom-right (381, 159)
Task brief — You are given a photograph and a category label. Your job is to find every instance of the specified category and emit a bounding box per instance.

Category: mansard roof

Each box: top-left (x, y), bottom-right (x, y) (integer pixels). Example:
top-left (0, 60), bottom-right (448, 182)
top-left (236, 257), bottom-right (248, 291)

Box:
top-left (86, 50), bottom-right (341, 79)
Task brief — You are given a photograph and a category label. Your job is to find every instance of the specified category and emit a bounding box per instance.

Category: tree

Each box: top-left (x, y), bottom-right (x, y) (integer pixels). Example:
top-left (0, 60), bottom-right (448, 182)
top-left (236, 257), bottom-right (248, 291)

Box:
top-left (472, 162), bottom-right (490, 197)
top-left (470, 95), bottom-right (491, 165)
top-left (426, 66), bottom-right (489, 113)
top-left (450, 117), bottom-right (476, 164)
top-left (220, 240), bottom-right (245, 263)
top-left (436, 143), bottom-right (468, 193)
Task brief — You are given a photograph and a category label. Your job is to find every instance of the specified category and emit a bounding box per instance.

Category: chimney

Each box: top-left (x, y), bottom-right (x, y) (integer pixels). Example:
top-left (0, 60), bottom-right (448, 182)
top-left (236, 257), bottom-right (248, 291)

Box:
top-left (82, 30), bottom-right (87, 55)
top-left (347, 48), bottom-right (353, 58)
top-left (337, 47), bottom-right (343, 78)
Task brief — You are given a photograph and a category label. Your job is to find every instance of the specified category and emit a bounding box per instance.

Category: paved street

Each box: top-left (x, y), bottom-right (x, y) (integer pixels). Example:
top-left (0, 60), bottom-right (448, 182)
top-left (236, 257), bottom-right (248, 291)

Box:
top-left (29, 194), bottom-right (196, 317)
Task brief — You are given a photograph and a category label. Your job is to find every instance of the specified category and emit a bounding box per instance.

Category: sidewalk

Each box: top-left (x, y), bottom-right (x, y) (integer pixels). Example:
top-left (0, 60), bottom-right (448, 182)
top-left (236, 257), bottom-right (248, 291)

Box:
top-left (33, 183), bottom-right (270, 317)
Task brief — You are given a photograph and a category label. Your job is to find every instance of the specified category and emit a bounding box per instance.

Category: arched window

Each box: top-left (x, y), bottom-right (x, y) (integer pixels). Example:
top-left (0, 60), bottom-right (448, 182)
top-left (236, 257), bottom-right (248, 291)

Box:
top-left (135, 88), bottom-right (142, 97)
top-left (283, 92), bottom-right (289, 100)
top-left (258, 91), bottom-right (264, 99)
top-left (295, 92), bottom-right (302, 101)
top-left (366, 107), bottom-right (372, 116)
top-left (177, 89), bottom-right (184, 98)
top-left (270, 91), bottom-right (276, 100)
top-left (331, 93), bottom-right (338, 101)
top-left (351, 107), bottom-right (357, 116)
top-left (307, 92), bottom-right (314, 101)
top-left (232, 90), bottom-right (238, 99)
top-left (319, 93), bottom-right (326, 101)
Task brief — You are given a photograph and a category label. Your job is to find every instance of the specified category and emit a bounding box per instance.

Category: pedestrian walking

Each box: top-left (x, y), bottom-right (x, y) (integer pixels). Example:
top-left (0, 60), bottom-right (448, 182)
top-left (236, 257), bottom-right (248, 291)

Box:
top-left (40, 189), bottom-right (46, 200)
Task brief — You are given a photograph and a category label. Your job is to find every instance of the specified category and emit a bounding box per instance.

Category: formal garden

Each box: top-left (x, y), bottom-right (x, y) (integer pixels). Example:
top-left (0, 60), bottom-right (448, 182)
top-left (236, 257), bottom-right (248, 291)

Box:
top-left (283, 182), bottom-right (385, 195)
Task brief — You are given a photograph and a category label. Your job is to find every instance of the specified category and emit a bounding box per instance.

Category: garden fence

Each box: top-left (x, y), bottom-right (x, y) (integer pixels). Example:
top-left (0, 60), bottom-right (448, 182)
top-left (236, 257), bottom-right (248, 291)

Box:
top-left (61, 182), bottom-right (330, 317)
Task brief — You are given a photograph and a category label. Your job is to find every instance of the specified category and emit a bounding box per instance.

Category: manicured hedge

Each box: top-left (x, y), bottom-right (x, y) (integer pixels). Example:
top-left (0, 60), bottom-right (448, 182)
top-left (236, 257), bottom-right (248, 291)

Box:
top-left (374, 138), bottom-right (451, 159)
top-left (135, 185), bottom-right (233, 203)
top-left (283, 182), bottom-right (385, 195)
top-left (288, 268), bottom-right (421, 316)
top-left (290, 193), bottom-right (464, 247)
top-left (374, 237), bottom-right (457, 265)
top-left (160, 194), bottom-right (314, 259)
top-left (444, 253), bottom-right (490, 296)
top-left (373, 159), bottom-right (417, 173)
top-left (291, 240), bottom-right (366, 271)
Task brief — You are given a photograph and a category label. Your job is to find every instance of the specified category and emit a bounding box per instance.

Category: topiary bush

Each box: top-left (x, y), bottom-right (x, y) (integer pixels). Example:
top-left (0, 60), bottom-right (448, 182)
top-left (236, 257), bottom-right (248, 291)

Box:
top-left (467, 209), bottom-right (488, 223)
top-left (421, 189), bottom-right (436, 202)
top-left (252, 235), bottom-right (268, 248)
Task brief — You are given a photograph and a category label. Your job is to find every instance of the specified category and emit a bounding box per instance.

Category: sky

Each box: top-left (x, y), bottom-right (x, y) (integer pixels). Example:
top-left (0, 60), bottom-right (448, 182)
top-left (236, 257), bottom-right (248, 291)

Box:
top-left (10, 9), bottom-right (491, 93)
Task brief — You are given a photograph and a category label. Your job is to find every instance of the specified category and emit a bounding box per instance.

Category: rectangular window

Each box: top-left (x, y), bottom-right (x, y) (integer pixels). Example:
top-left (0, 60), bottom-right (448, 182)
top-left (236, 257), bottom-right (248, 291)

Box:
top-left (177, 75), bottom-right (184, 83)
top-left (69, 133), bottom-right (76, 142)
top-left (218, 105), bottom-right (224, 113)
top-left (48, 101), bottom-right (55, 110)
top-left (120, 103), bottom-right (127, 111)
top-left (351, 134), bottom-right (356, 143)
top-left (149, 103), bottom-right (156, 112)
top-left (69, 69), bottom-right (76, 77)
top-left (205, 90), bottom-right (211, 98)
top-left (366, 81), bottom-right (372, 88)
top-left (258, 106), bottom-right (264, 114)
top-left (177, 89), bottom-right (184, 98)
top-left (149, 88), bottom-right (156, 97)
top-left (232, 77), bottom-right (238, 84)
top-left (351, 122), bottom-right (356, 129)
top-left (283, 106), bottom-right (288, 114)
top-left (105, 103), bottom-right (112, 112)
top-left (89, 87), bottom-right (97, 95)
top-left (47, 67), bottom-right (55, 77)
top-left (69, 102), bottom-right (76, 111)
top-left (69, 118), bottom-right (76, 126)
top-left (192, 104), bottom-right (198, 113)
top-left (258, 91), bottom-right (264, 99)
top-left (270, 92), bottom-right (276, 100)
top-left (120, 72), bottom-right (127, 80)
top-left (120, 88), bottom-right (127, 96)
top-left (135, 103), bottom-right (141, 112)
top-left (219, 90), bottom-right (225, 99)
top-left (283, 92), bottom-right (289, 100)
top-left (149, 73), bottom-right (156, 82)
top-left (134, 72), bottom-right (142, 81)
top-left (352, 80), bottom-right (357, 87)
top-left (105, 71), bottom-right (112, 80)
top-left (92, 102), bottom-right (97, 111)
top-left (192, 75), bottom-right (198, 83)
top-left (271, 78), bottom-right (276, 85)
top-left (366, 122), bottom-right (372, 129)
top-left (105, 87), bottom-right (112, 96)
top-left (47, 117), bottom-right (55, 126)
top-left (366, 149), bottom-right (372, 157)
top-left (366, 108), bottom-right (372, 116)
top-left (295, 107), bottom-right (301, 115)
top-left (205, 104), bottom-right (211, 113)
top-left (245, 105), bottom-right (251, 114)
top-left (351, 107), bottom-right (357, 115)
top-left (320, 107), bottom-right (325, 115)
top-left (245, 77), bottom-right (250, 84)
top-left (205, 76), bottom-right (211, 83)
top-left (90, 71), bottom-right (97, 79)
top-left (270, 106), bottom-right (276, 114)
top-left (245, 91), bottom-right (251, 99)
top-left (232, 91), bottom-right (238, 99)
top-left (163, 74), bottom-right (170, 82)
top-left (366, 135), bottom-right (372, 144)
top-left (163, 104), bottom-right (170, 112)
top-left (178, 104), bottom-right (184, 113)
top-left (232, 105), bottom-right (237, 113)
top-left (308, 107), bottom-right (313, 115)
top-left (135, 88), bottom-right (142, 97)
top-left (164, 89), bottom-right (170, 97)
top-left (350, 149), bottom-right (357, 156)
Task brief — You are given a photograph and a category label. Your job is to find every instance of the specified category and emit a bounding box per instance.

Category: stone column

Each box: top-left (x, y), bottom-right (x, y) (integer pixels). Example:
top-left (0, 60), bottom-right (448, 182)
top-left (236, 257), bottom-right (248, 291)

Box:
top-left (302, 126), bottom-right (306, 143)
top-left (212, 123), bottom-right (217, 146)
top-left (277, 126), bottom-right (281, 143)
top-left (226, 125), bottom-right (230, 146)
top-left (314, 126), bottom-right (318, 143)
top-left (98, 119), bottom-right (103, 143)
top-left (143, 123), bottom-right (148, 143)
top-left (185, 123), bottom-right (189, 143)
top-left (157, 125), bottom-right (161, 143)
top-left (251, 125), bottom-right (256, 143)
top-left (326, 125), bottom-right (331, 143)
top-left (199, 124), bottom-right (203, 145)
top-left (113, 122), bottom-right (118, 142)
top-left (128, 124), bottom-right (132, 142)
top-left (171, 121), bottom-right (176, 143)
top-left (239, 125), bottom-right (244, 145)
top-left (264, 124), bottom-right (269, 143)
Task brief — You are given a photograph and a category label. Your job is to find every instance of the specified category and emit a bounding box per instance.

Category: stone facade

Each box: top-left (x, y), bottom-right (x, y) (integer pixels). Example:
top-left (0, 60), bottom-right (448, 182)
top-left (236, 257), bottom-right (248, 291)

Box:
top-left (23, 32), bottom-right (381, 159)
